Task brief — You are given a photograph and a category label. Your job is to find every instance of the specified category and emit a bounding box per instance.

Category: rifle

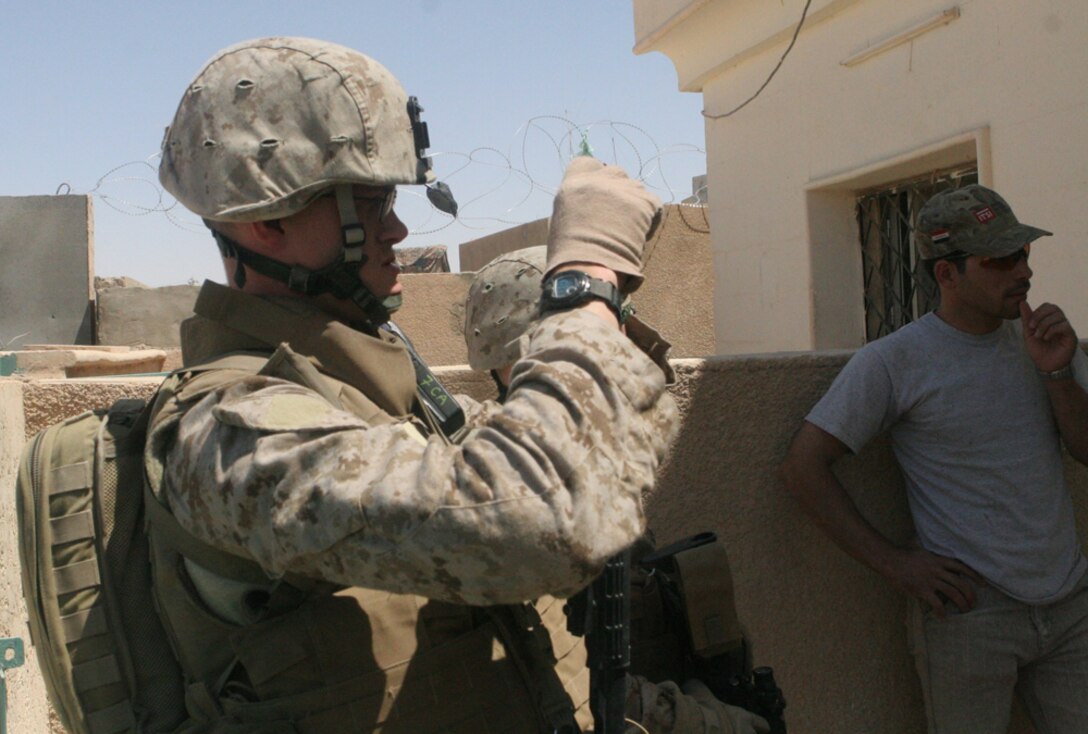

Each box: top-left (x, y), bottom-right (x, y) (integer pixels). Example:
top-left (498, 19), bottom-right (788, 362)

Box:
top-left (565, 550), bottom-right (631, 734)
top-left (640, 533), bottom-right (788, 733)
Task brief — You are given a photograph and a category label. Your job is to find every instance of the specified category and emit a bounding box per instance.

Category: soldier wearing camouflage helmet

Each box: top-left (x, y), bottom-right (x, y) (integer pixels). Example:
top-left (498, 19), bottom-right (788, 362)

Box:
top-left (463, 245), bottom-right (548, 397)
top-left (781, 184), bottom-right (1088, 733)
top-left (464, 247), bottom-right (770, 734)
top-left (146, 36), bottom-right (684, 732)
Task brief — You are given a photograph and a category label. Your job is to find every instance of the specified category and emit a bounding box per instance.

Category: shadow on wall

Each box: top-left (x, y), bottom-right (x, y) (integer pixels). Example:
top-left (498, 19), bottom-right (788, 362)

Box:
top-left (645, 351), bottom-right (1052, 734)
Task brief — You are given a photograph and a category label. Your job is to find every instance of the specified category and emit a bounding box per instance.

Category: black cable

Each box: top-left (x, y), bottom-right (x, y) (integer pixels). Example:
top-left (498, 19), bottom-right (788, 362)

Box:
top-left (702, 0), bottom-right (814, 120)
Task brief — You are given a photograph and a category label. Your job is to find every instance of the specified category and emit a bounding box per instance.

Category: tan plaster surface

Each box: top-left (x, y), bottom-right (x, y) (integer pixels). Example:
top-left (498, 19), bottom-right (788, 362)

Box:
top-left (0, 380), bottom-right (50, 732)
top-left (394, 273), bottom-right (475, 368)
top-left (458, 218), bottom-right (551, 272)
top-left (6, 350), bottom-right (1083, 731)
top-left (636, 0), bottom-right (1088, 357)
top-left (21, 378), bottom-right (161, 438)
top-left (454, 205), bottom-right (715, 359)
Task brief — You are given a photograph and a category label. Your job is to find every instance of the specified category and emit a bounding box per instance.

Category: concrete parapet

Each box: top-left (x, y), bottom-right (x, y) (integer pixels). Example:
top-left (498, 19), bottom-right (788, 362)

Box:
top-left (395, 273), bottom-right (474, 367)
top-left (96, 284), bottom-right (201, 348)
top-left (1, 345), bottom-right (167, 379)
top-left (459, 218), bottom-right (551, 272)
top-left (91, 207), bottom-right (713, 363)
top-left (93, 275), bottom-right (477, 367)
top-left (5, 349), bottom-right (1076, 731)
top-left (0, 380), bottom-right (51, 731)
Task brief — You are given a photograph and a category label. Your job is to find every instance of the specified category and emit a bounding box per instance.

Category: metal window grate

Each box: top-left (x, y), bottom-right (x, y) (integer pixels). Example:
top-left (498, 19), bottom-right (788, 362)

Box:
top-left (857, 167), bottom-right (978, 341)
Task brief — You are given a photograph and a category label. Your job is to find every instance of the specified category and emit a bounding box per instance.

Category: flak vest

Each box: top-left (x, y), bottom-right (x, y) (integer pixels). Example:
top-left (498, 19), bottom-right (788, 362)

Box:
top-left (143, 282), bottom-right (590, 733)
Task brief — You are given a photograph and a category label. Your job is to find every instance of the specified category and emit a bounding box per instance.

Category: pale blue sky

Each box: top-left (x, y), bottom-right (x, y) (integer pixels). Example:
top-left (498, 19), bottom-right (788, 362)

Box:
top-left (1, 1), bottom-right (706, 285)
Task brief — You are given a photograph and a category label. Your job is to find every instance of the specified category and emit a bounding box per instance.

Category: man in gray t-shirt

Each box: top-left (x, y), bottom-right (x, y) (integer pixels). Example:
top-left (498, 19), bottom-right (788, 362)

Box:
top-left (780, 185), bottom-right (1088, 734)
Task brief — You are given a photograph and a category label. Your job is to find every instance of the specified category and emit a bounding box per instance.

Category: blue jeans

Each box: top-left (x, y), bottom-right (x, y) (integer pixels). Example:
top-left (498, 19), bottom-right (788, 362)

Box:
top-left (907, 571), bottom-right (1088, 733)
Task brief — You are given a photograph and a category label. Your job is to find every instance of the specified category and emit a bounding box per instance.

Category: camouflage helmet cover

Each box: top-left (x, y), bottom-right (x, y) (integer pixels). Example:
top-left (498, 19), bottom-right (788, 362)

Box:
top-left (159, 37), bottom-right (435, 222)
top-left (464, 246), bottom-right (547, 371)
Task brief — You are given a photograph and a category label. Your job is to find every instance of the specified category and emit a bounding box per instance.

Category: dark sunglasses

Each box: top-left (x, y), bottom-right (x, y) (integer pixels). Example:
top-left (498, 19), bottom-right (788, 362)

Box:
top-left (944, 243), bottom-right (1030, 271)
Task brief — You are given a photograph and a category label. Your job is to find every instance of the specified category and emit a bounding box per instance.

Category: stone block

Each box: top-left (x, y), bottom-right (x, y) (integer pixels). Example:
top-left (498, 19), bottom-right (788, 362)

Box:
top-left (0, 195), bottom-right (94, 346)
top-left (96, 285), bottom-right (200, 348)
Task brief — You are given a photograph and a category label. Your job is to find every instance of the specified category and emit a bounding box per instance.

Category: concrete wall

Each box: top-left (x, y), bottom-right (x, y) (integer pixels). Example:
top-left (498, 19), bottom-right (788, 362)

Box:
top-left (94, 206), bottom-right (715, 362)
top-left (394, 273), bottom-right (475, 367)
top-left (0, 195), bottom-right (94, 346)
top-left (93, 276), bottom-right (475, 367)
top-left (634, 0), bottom-right (1088, 354)
top-left (97, 285), bottom-right (202, 348)
top-left (6, 347), bottom-right (1083, 731)
top-left (459, 218), bottom-right (551, 272)
top-left (456, 205), bottom-right (716, 358)
top-left (0, 381), bottom-right (51, 731)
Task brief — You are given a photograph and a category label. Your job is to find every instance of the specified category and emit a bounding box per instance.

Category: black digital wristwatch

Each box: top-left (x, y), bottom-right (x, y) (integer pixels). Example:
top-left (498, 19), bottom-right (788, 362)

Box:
top-left (540, 270), bottom-right (625, 322)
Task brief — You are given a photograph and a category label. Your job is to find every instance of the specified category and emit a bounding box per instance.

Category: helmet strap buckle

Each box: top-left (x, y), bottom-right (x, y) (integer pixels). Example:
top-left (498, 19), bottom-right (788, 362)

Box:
top-left (334, 186), bottom-right (367, 247)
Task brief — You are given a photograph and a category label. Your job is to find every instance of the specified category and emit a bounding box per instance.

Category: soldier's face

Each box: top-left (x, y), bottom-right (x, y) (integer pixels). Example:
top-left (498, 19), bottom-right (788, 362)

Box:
top-left (286, 185), bottom-right (410, 298)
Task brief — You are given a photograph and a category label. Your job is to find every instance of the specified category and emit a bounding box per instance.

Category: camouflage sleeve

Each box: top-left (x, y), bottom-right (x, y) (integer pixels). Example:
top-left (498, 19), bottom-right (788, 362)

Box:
top-left (163, 309), bottom-right (678, 605)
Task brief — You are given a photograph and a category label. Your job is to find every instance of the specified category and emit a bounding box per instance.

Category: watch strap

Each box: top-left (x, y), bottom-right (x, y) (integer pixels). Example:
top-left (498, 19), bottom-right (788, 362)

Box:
top-left (1038, 364), bottom-right (1074, 381)
top-left (541, 271), bottom-right (626, 322)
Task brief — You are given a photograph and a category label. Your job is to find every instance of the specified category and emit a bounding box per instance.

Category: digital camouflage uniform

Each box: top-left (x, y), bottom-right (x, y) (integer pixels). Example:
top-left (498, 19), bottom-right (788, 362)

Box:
top-left (140, 279), bottom-right (676, 731)
top-left (463, 248), bottom-right (770, 734)
top-left (154, 284), bottom-right (677, 606)
top-left (147, 36), bottom-right (738, 734)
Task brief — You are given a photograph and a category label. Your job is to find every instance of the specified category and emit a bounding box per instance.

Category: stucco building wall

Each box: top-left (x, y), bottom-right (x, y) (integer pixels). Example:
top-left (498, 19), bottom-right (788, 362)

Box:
top-left (5, 347), bottom-right (1081, 731)
top-left (634, 0), bottom-right (1088, 355)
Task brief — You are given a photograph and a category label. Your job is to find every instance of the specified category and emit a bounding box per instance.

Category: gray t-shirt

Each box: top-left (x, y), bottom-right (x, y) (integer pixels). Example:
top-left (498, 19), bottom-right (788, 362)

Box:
top-left (807, 312), bottom-right (1088, 603)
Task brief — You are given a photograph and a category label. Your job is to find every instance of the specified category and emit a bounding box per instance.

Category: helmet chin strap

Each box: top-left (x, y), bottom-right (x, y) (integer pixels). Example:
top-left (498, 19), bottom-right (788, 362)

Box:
top-left (208, 184), bottom-right (401, 325)
top-left (331, 185), bottom-right (403, 321)
top-left (210, 186), bottom-right (465, 439)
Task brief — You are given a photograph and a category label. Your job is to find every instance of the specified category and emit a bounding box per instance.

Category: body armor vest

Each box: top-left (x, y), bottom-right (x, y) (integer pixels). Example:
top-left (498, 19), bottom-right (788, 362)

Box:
top-left (144, 282), bottom-right (589, 733)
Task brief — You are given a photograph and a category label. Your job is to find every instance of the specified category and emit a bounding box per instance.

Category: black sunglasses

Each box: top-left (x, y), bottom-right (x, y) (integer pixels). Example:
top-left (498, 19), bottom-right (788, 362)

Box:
top-left (943, 244), bottom-right (1030, 271)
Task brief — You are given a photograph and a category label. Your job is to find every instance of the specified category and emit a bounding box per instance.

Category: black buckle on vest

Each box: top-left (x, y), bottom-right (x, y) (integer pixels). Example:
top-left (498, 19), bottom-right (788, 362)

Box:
top-left (287, 267), bottom-right (313, 294)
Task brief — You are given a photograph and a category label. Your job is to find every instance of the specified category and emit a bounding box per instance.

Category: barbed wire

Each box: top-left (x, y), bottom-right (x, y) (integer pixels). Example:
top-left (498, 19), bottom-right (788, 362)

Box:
top-left (60, 115), bottom-right (710, 249)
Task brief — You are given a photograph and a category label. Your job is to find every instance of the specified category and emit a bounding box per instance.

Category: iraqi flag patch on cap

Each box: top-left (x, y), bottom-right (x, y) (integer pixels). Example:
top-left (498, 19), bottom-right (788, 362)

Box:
top-left (929, 228), bottom-right (950, 244)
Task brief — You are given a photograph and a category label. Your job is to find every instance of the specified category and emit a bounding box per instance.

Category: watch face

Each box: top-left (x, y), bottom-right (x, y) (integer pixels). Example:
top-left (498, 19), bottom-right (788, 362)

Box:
top-left (551, 272), bottom-right (589, 299)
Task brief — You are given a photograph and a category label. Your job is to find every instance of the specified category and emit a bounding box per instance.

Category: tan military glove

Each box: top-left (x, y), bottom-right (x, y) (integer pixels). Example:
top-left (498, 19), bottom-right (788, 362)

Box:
top-left (626, 676), bottom-right (770, 734)
top-left (546, 157), bottom-right (662, 293)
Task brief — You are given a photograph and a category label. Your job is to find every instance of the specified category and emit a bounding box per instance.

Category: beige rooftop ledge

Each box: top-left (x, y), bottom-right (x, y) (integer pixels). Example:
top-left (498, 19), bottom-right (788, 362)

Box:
top-left (0, 345), bottom-right (169, 379)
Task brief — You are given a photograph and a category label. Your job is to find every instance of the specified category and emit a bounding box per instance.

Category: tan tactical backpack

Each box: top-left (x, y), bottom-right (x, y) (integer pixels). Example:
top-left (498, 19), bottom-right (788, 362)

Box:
top-left (15, 351), bottom-right (278, 734)
top-left (17, 397), bottom-right (187, 734)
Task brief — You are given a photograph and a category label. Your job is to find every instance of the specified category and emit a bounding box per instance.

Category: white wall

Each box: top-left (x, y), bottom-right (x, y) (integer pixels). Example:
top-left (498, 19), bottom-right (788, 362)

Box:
top-left (635, 0), bottom-right (1088, 354)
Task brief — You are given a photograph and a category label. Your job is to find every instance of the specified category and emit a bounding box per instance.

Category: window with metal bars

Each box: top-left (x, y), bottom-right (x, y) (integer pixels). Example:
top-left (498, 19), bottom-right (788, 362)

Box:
top-left (856, 167), bottom-right (978, 341)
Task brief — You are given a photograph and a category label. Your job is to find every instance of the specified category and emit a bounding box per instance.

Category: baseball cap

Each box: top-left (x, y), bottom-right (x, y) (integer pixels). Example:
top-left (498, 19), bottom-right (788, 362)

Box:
top-left (914, 184), bottom-right (1051, 260)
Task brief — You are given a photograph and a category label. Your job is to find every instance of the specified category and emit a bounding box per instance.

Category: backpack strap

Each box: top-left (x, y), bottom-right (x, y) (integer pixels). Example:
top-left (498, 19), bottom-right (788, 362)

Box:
top-left (144, 465), bottom-right (337, 604)
top-left (146, 347), bottom-right (343, 598)
top-left (485, 604), bottom-right (580, 733)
